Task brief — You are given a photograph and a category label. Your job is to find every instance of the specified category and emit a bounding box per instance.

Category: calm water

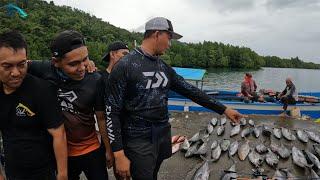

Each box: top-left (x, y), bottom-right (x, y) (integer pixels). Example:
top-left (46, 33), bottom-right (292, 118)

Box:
top-left (201, 67), bottom-right (320, 92)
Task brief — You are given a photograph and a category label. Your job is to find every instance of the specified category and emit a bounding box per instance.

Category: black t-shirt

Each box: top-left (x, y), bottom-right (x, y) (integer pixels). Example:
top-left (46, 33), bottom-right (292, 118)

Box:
top-left (0, 74), bottom-right (63, 178)
top-left (28, 61), bottom-right (105, 152)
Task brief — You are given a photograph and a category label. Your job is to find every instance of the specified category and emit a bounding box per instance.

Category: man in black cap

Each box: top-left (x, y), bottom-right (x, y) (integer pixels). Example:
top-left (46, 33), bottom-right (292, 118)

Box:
top-left (107, 17), bottom-right (244, 180)
top-left (28, 30), bottom-right (113, 180)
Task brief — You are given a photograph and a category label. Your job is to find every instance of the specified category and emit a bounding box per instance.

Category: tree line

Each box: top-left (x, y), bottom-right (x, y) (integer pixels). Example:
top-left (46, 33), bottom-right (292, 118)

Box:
top-left (1, 0), bottom-right (319, 70)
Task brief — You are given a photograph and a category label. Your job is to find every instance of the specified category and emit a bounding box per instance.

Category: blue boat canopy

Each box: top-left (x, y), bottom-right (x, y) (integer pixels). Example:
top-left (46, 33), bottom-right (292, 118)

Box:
top-left (173, 67), bottom-right (206, 81)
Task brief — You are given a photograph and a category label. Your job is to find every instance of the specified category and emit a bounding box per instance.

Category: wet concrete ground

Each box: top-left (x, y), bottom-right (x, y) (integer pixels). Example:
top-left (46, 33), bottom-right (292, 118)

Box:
top-left (88, 111), bottom-right (320, 180)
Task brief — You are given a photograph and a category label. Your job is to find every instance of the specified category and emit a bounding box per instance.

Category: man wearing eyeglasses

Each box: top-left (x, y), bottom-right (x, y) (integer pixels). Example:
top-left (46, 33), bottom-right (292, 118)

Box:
top-left (107, 17), bottom-right (244, 180)
top-left (27, 30), bottom-right (113, 180)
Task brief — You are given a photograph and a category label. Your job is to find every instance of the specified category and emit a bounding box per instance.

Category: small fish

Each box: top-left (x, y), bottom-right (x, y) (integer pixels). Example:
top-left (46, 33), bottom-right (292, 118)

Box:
top-left (180, 139), bottom-right (190, 151)
top-left (240, 118), bottom-right (247, 126)
top-left (220, 139), bottom-right (231, 152)
top-left (221, 164), bottom-right (237, 180)
top-left (304, 150), bottom-right (320, 169)
top-left (266, 149), bottom-right (279, 167)
top-left (217, 126), bottom-right (225, 136)
top-left (255, 144), bottom-right (268, 154)
top-left (207, 123), bottom-right (214, 134)
top-left (220, 117), bottom-right (227, 125)
top-left (273, 128), bottom-right (282, 139)
top-left (229, 141), bottom-right (239, 157)
top-left (241, 127), bottom-right (252, 138)
top-left (313, 144), bottom-right (320, 157)
top-left (292, 146), bottom-right (309, 168)
top-left (272, 169), bottom-right (285, 180)
top-left (281, 128), bottom-right (296, 141)
top-left (230, 124), bottom-right (241, 137)
top-left (248, 150), bottom-right (264, 167)
top-left (253, 126), bottom-right (262, 138)
top-left (195, 141), bottom-right (208, 155)
top-left (280, 168), bottom-right (295, 179)
top-left (199, 129), bottom-right (210, 142)
top-left (310, 169), bottom-right (320, 179)
top-left (210, 117), bottom-right (218, 126)
top-left (305, 130), bottom-right (320, 144)
top-left (277, 143), bottom-right (291, 159)
top-left (210, 140), bottom-right (218, 149)
top-left (192, 160), bottom-right (210, 180)
top-left (211, 144), bottom-right (222, 162)
top-left (248, 119), bottom-right (255, 127)
top-left (185, 141), bottom-right (201, 158)
top-left (296, 129), bottom-right (309, 143)
top-left (238, 141), bottom-right (250, 161)
top-left (189, 132), bottom-right (200, 142)
top-left (262, 125), bottom-right (272, 137)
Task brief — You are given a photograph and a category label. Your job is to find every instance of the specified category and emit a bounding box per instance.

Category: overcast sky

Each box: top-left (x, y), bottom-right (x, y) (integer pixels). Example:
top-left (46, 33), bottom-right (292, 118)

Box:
top-left (47, 0), bottom-right (320, 63)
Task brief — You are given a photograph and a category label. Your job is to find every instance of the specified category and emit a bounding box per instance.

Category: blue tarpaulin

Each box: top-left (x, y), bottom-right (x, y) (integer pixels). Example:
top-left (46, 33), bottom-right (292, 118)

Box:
top-left (173, 67), bottom-right (206, 81)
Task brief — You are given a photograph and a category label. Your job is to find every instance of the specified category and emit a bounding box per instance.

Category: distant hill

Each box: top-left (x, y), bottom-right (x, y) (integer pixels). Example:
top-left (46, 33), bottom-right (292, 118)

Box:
top-left (1, 0), bottom-right (319, 69)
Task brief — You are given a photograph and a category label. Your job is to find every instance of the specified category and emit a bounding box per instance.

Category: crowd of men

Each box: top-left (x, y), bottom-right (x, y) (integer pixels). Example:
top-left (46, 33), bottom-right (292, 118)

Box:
top-left (0, 17), bottom-right (244, 180)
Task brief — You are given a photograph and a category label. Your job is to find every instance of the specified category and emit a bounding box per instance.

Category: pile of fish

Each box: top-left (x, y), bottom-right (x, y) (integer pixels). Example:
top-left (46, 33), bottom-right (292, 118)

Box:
top-left (180, 117), bottom-right (320, 180)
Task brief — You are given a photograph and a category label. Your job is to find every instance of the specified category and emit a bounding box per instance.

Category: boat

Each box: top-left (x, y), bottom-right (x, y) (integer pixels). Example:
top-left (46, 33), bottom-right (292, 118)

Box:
top-left (169, 67), bottom-right (320, 119)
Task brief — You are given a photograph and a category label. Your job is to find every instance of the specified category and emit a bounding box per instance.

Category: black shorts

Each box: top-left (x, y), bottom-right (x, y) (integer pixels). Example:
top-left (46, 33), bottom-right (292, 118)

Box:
top-left (68, 146), bottom-right (108, 180)
top-left (123, 123), bottom-right (172, 180)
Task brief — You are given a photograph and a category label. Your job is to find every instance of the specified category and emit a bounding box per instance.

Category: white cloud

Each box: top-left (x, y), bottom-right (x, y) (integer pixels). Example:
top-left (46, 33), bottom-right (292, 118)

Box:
top-left (48, 0), bottom-right (320, 63)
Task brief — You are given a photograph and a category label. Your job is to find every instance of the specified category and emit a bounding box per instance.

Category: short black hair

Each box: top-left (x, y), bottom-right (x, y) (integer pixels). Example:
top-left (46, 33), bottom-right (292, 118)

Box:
top-left (143, 30), bottom-right (169, 40)
top-left (0, 31), bottom-right (27, 53)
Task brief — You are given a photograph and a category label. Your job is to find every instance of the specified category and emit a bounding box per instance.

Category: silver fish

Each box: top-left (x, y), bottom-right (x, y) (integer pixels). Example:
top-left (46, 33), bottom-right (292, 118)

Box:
top-left (255, 144), bottom-right (268, 154)
top-left (185, 141), bottom-right (200, 158)
top-left (273, 128), bottom-right (282, 139)
top-left (240, 118), bottom-right (247, 126)
top-left (189, 132), bottom-right (200, 142)
top-left (253, 126), bottom-right (262, 138)
top-left (296, 129), bottom-right (309, 143)
top-left (220, 139), bottom-right (231, 152)
top-left (180, 139), bottom-right (190, 151)
top-left (211, 144), bottom-right (222, 162)
top-left (310, 169), bottom-right (320, 179)
top-left (248, 119), bottom-right (255, 127)
top-left (241, 127), bottom-right (252, 138)
top-left (221, 164), bottom-right (237, 180)
top-left (280, 168), bottom-right (295, 180)
top-left (266, 149), bottom-right (279, 167)
top-left (199, 129), bottom-right (210, 142)
top-left (238, 141), bottom-right (250, 161)
top-left (210, 117), bottom-right (218, 126)
top-left (292, 146), bottom-right (309, 168)
top-left (230, 124), bottom-right (241, 137)
top-left (210, 140), bottom-right (218, 149)
top-left (304, 150), bottom-right (320, 169)
top-left (217, 126), bottom-right (225, 136)
top-left (248, 150), bottom-right (264, 167)
top-left (313, 144), bottom-right (320, 157)
top-left (192, 160), bottom-right (210, 180)
top-left (281, 128), bottom-right (296, 141)
top-left (262, 125), bottom-right (272, 137)
top-left (306, 130), bottom-right (320, 144)
top-left (272, 169), bottom-right (285, 180)
top-left (278, 143), bottom-right (291, 159)
top-left (207, 123), bottom-right (214, 134)
top-left (220, 117), bottom-right (227, 125)
top-left (229, 141), bottom-right (239, 157)
top-left (196, 141), bottom-right (208, 155)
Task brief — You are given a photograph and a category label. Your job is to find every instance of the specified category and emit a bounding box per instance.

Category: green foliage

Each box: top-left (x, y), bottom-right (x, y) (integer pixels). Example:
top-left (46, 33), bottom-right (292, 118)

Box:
top-left (0, 0), bottom-right (318, 69)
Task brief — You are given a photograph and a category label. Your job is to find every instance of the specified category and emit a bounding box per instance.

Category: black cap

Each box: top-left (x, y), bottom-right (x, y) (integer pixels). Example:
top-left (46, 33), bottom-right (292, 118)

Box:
top-left (102, 41), bottom-right (129, 61)
top-left (50, 30), bottom-right (86, 58)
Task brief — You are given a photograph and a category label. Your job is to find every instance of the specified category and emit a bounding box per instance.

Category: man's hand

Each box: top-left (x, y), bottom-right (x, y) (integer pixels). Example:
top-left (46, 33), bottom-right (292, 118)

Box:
top-left (106, 148), bottom-right (114, 169)
top-left (114, 150), bottom-right (131, 178)
top-left (224, 107), bottom-right (246, 123)
top-left (84, 59), bottom-right (97, 73)
top-left (56, 172), bottom-right (68, 180)
top-left (0, 175), bottom-right (4, 180)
